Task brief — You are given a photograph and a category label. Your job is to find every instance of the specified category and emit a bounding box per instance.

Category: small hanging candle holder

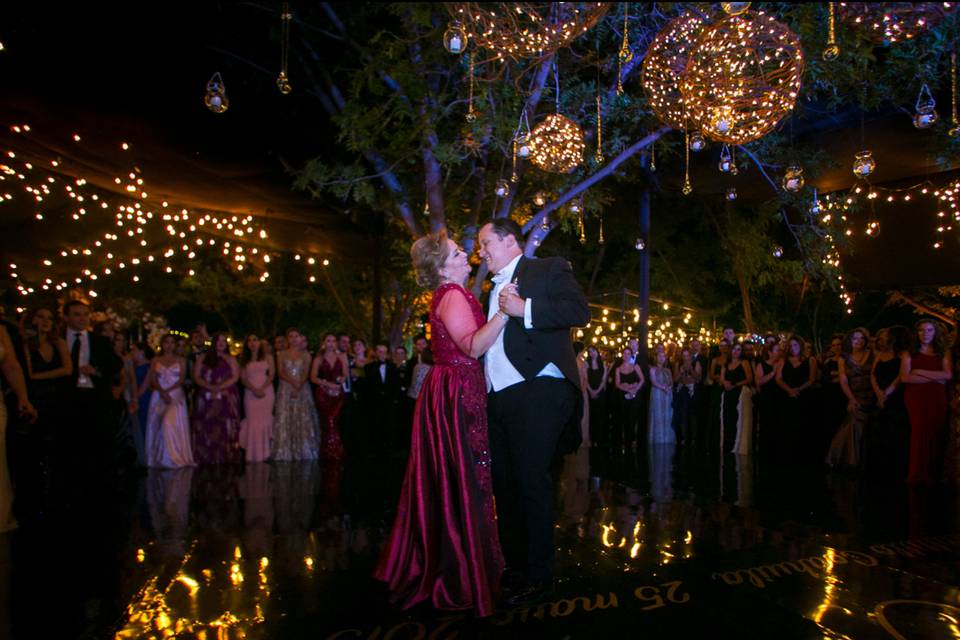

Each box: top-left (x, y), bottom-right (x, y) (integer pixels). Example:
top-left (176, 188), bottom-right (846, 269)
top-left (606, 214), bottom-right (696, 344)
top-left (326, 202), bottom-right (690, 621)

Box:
top-left (810, 188), bottom-right (822, 216)
top-left (569, 198), bottom-right (582, 215)
top-left (494, 179), bottom-right (510, 198)
top-left (823, 2), bottom-right (840, 61)
top-left (772, 245), bottom-right (784, 259)
top-left (443, 21), bottom-right (468, 54)
top-left (533, 191), bottom-right (547, 207)
top-left (598, 213), bottom-right (605, 244)
top-left (635, 238), bottom-right (646, 251)
top-left (683, 131), bottom-right (693, 195)
top-left (865, 219), bottom-right (881, 237)
top-left (277, 3), bottom-right (293, 95)
top-left (782, 165), bottom-right (805, 192)
top-left (852, 150), bottom-right (876, 178)
top-left (540, 213), bottom-right (550, 231)
top-left (689, 131), bottom-right (707, 152)
top-left (578, 209), bottom-right (587, 245)
top-left (913, 83), bottom-right (939, 129)
top-left (205, 72), bottom-right (229, 113)
top-left (465, 52), bottom-right (476, 122)
top-left (718, 144), bottom-right (738, 174)
top-left (726, 187), bottom-right (738, 201)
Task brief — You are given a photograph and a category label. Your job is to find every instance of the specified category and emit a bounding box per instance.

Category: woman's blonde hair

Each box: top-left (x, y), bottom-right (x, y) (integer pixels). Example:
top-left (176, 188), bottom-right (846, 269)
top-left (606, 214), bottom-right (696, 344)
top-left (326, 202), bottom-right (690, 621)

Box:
top-left (411, 231), bottom-right (451, 290)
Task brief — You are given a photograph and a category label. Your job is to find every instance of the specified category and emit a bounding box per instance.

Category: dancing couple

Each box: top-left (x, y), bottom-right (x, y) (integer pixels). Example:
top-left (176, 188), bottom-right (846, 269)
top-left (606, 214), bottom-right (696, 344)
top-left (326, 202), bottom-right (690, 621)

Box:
top-left (374, 218), bottom-right (590, 616)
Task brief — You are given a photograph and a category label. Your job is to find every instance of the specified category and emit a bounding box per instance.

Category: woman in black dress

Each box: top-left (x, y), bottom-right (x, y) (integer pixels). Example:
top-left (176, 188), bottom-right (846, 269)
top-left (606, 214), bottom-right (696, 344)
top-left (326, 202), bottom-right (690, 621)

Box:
top-left (754, 341), bottom-right (782, 458)
top-left (585, 345), bottom-right (608, 447)
top-left (819, 335), bottom-right (847, 459)
top-left (865, 326), bottom-right (910, 481)
top-left (721, 343), bottom-right (754, 455)
top-left (615, 347), bottom-right (645, 449)
top-left (775, 336), bottom-right (818, 464)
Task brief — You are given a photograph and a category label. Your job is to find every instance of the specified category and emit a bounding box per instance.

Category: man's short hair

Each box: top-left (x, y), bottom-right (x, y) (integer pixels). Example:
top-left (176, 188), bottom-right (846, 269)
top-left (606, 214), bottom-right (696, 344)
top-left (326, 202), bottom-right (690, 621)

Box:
top-left (483, 218), bottom-right (524, 248)
top-left (63, 299), bottom-right (88, 315)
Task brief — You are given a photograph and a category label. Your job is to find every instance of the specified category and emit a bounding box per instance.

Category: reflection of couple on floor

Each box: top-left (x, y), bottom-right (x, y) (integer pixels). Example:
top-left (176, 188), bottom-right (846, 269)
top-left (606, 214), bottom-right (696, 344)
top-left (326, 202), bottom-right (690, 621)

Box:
top-left (375, 219), bottom-right (590, 616)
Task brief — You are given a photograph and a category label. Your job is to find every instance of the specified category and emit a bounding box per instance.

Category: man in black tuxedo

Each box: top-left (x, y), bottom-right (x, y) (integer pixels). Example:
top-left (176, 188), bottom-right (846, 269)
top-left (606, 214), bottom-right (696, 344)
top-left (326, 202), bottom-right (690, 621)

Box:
top-left (62, 300), bottom-right (121, 479)
top-left (363, 344), bottom-right (401, 453)
top-left (478, 218), bottom-right (590, 606)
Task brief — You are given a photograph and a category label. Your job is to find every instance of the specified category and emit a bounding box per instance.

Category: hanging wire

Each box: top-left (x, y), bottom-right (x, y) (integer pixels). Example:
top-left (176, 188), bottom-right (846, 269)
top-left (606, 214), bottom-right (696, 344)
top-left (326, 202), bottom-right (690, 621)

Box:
top-left (554, 58), bottom-right (561, 114)
top-left (277, 3), bottom-right (293, 94)
top-left (466, 51), bottom-right (476, 122)
top-left (617, 3), bottom-right (631, 95)
top-left (595, 35), bottom-right (604, 164)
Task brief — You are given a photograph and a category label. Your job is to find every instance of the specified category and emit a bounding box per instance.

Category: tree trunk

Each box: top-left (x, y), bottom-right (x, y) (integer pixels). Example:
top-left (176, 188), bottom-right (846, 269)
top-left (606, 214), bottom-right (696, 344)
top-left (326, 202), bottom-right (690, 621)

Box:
top-left (735, 270), bottom-right (754, 335)
top-left (637, 177), bottom-right (651, 368)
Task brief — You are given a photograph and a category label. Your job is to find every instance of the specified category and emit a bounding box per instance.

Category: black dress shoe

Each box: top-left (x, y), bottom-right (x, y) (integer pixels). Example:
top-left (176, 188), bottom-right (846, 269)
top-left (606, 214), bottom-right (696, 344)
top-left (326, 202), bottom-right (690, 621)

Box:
top-left (504, 581), bottom-right (554, 608)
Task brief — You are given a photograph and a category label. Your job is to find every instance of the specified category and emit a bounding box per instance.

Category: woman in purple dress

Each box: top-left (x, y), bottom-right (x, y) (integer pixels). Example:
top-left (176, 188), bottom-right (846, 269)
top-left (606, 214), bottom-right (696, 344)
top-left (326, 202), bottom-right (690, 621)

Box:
top-left (192, 333), bottom-right (242, 465)
top-left (375, 232), bottom-right (509, 617)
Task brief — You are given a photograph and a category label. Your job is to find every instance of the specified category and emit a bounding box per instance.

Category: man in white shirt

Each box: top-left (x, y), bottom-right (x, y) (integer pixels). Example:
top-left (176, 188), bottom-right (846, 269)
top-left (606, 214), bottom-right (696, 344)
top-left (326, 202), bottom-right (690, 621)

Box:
top-left (478, 218), bottom-right (590, 607)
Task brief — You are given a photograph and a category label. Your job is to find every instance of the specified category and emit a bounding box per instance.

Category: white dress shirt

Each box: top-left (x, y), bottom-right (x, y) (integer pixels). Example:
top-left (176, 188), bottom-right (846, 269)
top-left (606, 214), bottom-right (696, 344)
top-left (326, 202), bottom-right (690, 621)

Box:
top-left (485, 254), bottom-right (563, 392)
top-left (68, 329), bottom-right (94, 389)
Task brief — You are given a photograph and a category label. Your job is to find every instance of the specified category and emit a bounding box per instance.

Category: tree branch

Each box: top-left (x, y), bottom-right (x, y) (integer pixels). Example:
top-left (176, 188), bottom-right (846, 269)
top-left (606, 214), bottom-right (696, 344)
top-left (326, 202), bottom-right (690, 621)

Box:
top-left (521, 127), bottom-right (670, 254)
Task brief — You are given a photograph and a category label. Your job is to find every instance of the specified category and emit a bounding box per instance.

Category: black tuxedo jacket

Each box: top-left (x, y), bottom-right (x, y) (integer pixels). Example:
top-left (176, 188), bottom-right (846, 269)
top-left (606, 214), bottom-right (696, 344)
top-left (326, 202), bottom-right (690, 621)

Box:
top-left (486, 256), bottom-right (590, 389)
top-left (69, 331), bottom-right (120, 396)
top-left (363, 360), bottom-right (401, 402)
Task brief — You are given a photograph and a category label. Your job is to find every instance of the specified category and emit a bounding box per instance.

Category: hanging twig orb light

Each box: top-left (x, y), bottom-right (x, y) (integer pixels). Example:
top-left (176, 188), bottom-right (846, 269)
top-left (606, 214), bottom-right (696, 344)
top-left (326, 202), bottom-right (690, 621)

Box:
top-left (641, 11), bottom-right (712, 131)
top-left (445, 3), bottom-right (609, 59)
top-left (529, 113), bottom-right (585, 174)
top-left (681, 10), bottom-right (804, 145)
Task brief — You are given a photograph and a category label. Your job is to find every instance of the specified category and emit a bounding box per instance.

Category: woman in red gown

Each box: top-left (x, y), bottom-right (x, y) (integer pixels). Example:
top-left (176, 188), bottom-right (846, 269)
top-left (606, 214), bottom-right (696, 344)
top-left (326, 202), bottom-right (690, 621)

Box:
top-left (374, 232), bottom-right (509, 617)
top-left (310, 334), bottom-right (348, 461)
top-left (901, 319), bottom-right (953, 485)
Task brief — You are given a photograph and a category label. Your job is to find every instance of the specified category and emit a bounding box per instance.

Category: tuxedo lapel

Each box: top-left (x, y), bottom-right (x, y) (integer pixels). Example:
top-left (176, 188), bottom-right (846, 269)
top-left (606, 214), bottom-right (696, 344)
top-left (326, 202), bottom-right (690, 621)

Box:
top-left (513, 257), bottom-right (530, 298)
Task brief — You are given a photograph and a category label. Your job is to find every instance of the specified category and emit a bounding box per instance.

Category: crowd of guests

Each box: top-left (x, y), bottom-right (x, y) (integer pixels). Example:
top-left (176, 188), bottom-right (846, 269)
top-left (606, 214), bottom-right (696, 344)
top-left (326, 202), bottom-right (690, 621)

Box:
top-left (579, 321), bottom-right (959, 486)
top-left (0, 300), bottom-right (437, 530)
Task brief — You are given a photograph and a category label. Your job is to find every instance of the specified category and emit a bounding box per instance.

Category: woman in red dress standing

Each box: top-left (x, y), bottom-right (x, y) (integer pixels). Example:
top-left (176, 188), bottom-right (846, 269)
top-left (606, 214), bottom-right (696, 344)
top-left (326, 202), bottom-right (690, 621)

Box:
top-left (310, 333), bottom-right (349, 461)
top-left (375, 231), bottom-right (508, 617)
top-left (901, 319), bottom-right (953, 485)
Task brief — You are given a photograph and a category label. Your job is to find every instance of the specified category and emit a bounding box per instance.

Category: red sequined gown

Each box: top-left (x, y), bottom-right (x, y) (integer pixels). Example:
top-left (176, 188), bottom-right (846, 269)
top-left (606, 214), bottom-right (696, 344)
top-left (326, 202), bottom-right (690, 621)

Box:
top-left (313, 357), bottom-right (345, 461)
top-left (374, 283), bottom-right (503, 617)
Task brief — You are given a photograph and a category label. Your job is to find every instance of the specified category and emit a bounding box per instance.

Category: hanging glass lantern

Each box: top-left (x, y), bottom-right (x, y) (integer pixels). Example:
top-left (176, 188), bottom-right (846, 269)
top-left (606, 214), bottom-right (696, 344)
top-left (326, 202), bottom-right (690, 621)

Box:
top-left (718, 144), bottom-right (737, 174)
top-left (721, 2), bottom-right (752, 16)
top-left (810, 199), bottom-right (821, 217)
top-left (689, 131), bottom-right (707, 152)
top-left (782, 165), bottom-right (805, 192)
top-left (726, 187), bottom-right (738, 201)
top-left (852, 150), bottom-right (876, 178)
top-left (276, 71), bottom-right (292, 95)
top-left (443, 21), bottom-right (468, 54)
top-left (540, 214), bottom-right (550, 231)
top-left (772, 245), bottom-right (784, 259)
top-left (569, 198), bottom-right (582, 214)
top-left (635, 238), bottom-right (646, 251)
top-left (494, 179), bottom-right (510, 198)
top-left (515, 132), bottom-right (531, 158)
top-left (533, 191), bottom-right (547, 207)
top-left (913, 83), bottom-right (939, 129)
top-left (709, 105), bottom-right (735, 137)
top-left (204, 72), bottom-right (229, 114)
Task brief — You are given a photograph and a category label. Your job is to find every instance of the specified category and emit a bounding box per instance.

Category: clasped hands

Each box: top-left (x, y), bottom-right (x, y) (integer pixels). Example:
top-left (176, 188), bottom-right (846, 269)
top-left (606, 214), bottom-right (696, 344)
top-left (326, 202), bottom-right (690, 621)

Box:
top-left (498, 283), bottom-right (525, 318)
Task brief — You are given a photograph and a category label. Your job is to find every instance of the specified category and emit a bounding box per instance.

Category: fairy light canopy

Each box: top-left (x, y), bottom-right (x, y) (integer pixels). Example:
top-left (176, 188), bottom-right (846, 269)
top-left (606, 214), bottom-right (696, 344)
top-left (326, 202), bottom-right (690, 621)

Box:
top-left (680, 10), bottom-right (804, 145)
top-left (641, 11), bottom-right (712, 131)
top-left (444, 2), bottom-right (609, 60)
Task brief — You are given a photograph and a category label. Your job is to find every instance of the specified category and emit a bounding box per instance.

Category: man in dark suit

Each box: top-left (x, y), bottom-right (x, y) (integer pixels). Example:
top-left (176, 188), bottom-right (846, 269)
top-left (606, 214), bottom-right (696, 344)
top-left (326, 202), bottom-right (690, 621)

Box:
top-left (478, 218), bottom-right (590, 606)
top-left (363, 343), bottom-right (401, 453)
top-left (62, 300), bottom-right (121, 479)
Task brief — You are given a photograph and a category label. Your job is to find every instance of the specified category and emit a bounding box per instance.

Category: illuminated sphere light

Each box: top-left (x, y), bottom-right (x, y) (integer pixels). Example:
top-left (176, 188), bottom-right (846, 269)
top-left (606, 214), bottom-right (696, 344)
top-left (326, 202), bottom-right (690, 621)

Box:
top-left (681, 10), bottom-right (804, 145)
top-left (528, 113), bottom-right (585, 174)
top-left (772, 245), bottom-right (784, 259)
top-left (443, 20), bottom-right (469, 54)
top-left (445, 3), bottom-right (609, 60)
top-left (838, 2), bottom-right (955, 44)
top-left (494, 178), bottom-right (510, 198)
top-left (721, 2), bottom-right (752, 16)
top-left (782, 165), bottom-right (805, 192)
top-left (641, 12), bottom-right (712, 131)
top-left (852, 150), bottom-right (876, 178)
top-left (726, 187), bottom-right (738, 201)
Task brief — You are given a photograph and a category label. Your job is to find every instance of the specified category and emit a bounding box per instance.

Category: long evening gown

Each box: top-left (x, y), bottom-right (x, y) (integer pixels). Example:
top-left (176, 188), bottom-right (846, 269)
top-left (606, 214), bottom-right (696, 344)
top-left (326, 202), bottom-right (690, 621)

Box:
top-left (192, 358), bottom-right (242, 465)
top-left (145, 363), bottom-right (195, 468)
top-left (272, 355), bottom-right (320, 461)
top-left (865, 355), bottom-right (909, 481)
top-left (721, 363), bottom-right (753, 455)
top-left (0, 341), bottom-right (14, 533)
top-left (374, 283), bottom-right (503, 617)
top-left (648, 366), bottom-right (675, 444)
top-left (778, 358), bottom-right (813, 463)
top-left (617, 369), bottom-right (642, 447)
top-left (240, 360), bottom-right (275, 462)
top-left (313, 357), bottom-right (346, 461)
top-left (826, 352), bottom-right (874, 467)
top-left (904, 352), bottom-right (949, 485)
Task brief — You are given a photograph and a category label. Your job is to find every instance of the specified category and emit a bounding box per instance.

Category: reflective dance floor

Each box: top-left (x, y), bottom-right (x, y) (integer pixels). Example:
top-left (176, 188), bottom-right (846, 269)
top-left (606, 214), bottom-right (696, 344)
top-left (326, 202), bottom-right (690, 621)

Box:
top-left (4, 441), bottom-right (960, 639)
